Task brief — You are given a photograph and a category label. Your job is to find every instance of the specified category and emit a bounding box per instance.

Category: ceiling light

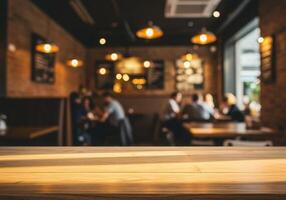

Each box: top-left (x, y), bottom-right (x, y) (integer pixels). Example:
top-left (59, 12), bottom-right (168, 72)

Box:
top-left (99, 67), bottom-right (107, 75)
top-left (136, 85), bottom-right (143, 90)
top-left (200, 34), bottom-right (208, 43)
top-left (116, 74), bottom-right (122, 80)
top-left (111, 53), bottom-right (118, 61)
top-left (132, 78), bottom-right (146, 85)
top-left (213, 11), bottom-right (220, 18)
top-left (122, 74), bottom-right (130, 82)
top-left (99, 38), bottom-right (107, 45)
top-left (67, 58), bottom-right (84, 68)
top-left (136, 21), bottom-right (163, 40)
top-left (183, 61), bottom-right (191, 68)
top-left (191, 28), bottom-right (217, 45)
top-left (105, 52), bottom-right (123, 62)
top-left (258, 37), bottom-right (264, 44)
top-left (185, 53), bottom-right (193, 61)
top-left (181, 53), bottom-right (199, 61)
top-left (113, 82), bottom-right (122, 93)
top-left (36, 43), bottom-right (59, 54)
top-left (143, 60), bottom-right (151, 68)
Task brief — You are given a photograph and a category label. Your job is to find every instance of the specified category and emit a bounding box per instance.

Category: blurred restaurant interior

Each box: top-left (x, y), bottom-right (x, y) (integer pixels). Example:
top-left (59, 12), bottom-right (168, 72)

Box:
top-left (0, 0), bottom-right (285, 147)
top-left (2, 0), bottom-right (286, 199)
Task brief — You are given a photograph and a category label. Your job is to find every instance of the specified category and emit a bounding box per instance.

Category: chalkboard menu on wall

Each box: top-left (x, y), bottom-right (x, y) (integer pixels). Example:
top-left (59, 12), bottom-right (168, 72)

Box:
top-left (147, 60), bottom-right (164, 89)
top-left (260, 35), bottom-right (276, 83)
top-left (31, 34), bottom-right (56, 84)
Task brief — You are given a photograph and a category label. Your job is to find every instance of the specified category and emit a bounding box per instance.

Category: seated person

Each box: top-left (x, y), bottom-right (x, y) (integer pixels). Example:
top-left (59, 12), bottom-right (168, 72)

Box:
top-left (221, 94), bottom-right (245, 122)
top-left (77, 96), bottom-right (97, 145)
top-left (96, 92), bottom-right (133, 146)
top-left (162, 92), bottom-right (190, 145)
top-left (204, 93), bottom-right (215, 109)
top-left (182, 94), bottom-right (214, 122)
top-left (163, 92), bottom-right (182, 121)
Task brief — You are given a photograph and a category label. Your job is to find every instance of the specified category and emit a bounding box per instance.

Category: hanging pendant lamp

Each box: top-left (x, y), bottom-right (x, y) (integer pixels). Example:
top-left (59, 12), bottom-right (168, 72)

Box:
top-left (35, 19), bottom-right (59, 54)
top-left (136, 21), bottom-right (163, 40)
top-left (67, 58), bottom-right (84, 68)
top-left (36, 43), bottom-right (59, 54)
top-left (191, 28), bottom-right (217, 45)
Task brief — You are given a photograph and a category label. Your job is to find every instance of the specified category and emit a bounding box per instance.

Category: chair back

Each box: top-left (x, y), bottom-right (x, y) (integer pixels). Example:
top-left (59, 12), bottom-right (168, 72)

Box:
top-left (224, 140), bottom-right (273, 147)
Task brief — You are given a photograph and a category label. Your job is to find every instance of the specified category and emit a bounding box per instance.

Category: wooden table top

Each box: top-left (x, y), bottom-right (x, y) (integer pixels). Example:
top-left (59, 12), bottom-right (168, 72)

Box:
top-left (0, 126), bottom-right (59, 140)
top-left (0, 147), bottom-right (286, 199)
top-left (183, 122), bottom-right (276, 139)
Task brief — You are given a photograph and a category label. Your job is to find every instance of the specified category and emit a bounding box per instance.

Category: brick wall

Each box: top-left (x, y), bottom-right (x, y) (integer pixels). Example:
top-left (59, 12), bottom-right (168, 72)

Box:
top-left (87, 46), bottom-right (219, 97)
top-left (259, 0), bottom-right (286, 131)
top-left (6, 0), bottom-right (86, 97)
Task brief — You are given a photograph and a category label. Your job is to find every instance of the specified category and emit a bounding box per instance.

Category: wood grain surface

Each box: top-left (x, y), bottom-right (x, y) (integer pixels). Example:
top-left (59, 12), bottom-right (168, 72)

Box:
top-left (0, 147), bottom-right (286, 199)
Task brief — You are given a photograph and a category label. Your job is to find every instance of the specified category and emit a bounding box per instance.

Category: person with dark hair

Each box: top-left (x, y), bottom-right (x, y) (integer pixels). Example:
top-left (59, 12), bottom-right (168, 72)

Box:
top-left (70, 92), bottom-right (83, 145)
top-left (162, 92), bottom-right (190, 145)
top-left (221, 94), bottom-right (245, 122)
top-left (164, 92), bottom-right (182, 121)
top-left (97, 92), bottom-right (133, 146)
top-left (182, 93), bottom-right (214, 122)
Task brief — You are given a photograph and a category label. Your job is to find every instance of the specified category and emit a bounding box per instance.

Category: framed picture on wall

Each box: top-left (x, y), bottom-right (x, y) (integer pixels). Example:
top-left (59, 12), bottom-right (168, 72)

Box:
top-left (260, 35), bottom-right (276, 84)
top-left (31, 33), bottom-right (56, 84)
top-left (146, 60), bottom-right (165, 90)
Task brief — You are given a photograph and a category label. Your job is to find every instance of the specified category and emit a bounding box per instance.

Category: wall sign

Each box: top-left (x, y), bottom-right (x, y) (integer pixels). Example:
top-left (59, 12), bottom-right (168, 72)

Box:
top-left (31, 34), bottom-right (56, 84)
top-left (260, 35), bottom-right (276, 84)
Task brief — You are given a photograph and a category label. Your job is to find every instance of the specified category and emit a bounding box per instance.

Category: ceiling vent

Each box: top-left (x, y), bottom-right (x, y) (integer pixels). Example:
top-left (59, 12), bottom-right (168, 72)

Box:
top-left (165, 0), bottom-right (221, 18)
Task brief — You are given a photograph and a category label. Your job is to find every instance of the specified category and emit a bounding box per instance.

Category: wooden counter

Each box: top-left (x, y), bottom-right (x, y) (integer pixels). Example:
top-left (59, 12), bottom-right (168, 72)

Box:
top-left (0, 147), bottom-right (286, 199)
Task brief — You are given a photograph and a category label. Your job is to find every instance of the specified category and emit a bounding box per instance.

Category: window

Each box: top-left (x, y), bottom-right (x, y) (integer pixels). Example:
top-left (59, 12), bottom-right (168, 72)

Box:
top-left (223, 18), bottom-right (261, 108)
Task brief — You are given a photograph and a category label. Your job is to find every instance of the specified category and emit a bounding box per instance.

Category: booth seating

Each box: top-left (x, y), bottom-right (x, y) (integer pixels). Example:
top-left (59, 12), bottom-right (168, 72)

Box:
top-left (0, 98), bottom-right (65, 146)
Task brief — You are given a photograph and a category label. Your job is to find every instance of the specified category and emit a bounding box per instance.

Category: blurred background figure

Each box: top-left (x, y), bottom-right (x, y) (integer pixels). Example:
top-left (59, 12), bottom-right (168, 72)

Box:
top-left (70, 91), bottom-right (84, 145)
top-left (182, 94), bottom-right (214, 122)
top-left (220, 93), bottom-right (245, 122)
top-left (162, 92), bottom-right (190, 145)
top-left (99, 92), bottom-right (133, 146)
top-left (163, 92), bottom-right (182, 121)
top-left (205, 93), bottom-right (215, 109)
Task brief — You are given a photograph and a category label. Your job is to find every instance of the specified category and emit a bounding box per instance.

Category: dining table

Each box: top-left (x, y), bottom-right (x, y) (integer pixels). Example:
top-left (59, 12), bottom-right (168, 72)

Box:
top-left (0, 126), bottom-right (60, 145)
top-left (183, 122), bottom-right (276, 139)
top-left (0, 147), bottom-right (285, 199)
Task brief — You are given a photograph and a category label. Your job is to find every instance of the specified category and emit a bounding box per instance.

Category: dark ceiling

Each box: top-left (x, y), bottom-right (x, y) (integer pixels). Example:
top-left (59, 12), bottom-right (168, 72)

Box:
top-left (31, 0), bottom-right (255, 48)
